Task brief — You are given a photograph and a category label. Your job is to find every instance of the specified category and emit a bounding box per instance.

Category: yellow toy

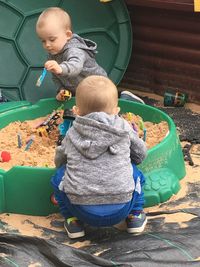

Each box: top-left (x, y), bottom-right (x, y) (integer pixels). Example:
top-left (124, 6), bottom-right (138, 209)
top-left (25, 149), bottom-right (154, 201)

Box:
top-left (36, 109), bottom-right (63, 137)
top-left (63, 90), bottom-right (72, 101)
top-left (36, 126), bottom-right (49, 137)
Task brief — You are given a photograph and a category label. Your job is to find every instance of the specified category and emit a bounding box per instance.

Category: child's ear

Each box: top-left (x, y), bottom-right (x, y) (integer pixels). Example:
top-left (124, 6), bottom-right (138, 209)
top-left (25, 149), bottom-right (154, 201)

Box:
top-left (66, 30), bottom-right (72, 40)
top-left (72, 105), bottom-right (80, 115)
top-left (114, 106), bottom-right (120, 115)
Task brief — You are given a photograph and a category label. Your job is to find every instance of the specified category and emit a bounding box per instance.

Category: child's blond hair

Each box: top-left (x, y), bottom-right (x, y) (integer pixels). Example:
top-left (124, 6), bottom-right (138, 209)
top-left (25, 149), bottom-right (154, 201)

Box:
top-left (36, 7), bottom-right (72, 31)
top-left (75, 75), bottom-right (118, 116)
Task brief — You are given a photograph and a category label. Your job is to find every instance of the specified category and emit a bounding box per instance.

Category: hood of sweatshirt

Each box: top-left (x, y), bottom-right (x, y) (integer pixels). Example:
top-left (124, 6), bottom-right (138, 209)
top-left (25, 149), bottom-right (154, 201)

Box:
top-left (62, 34), bottom-right (97, 57)
top-left (67, 112), bottom-right (130, 159)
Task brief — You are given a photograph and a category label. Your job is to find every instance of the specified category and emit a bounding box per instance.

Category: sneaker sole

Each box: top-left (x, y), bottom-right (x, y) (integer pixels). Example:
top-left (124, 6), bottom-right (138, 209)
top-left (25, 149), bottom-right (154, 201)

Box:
top-left (127, 217), bottom-right (147, 234)
top-left (121, 91), bottom-right (145, 104)
top-left (64, 224), bottom-right (85, 239)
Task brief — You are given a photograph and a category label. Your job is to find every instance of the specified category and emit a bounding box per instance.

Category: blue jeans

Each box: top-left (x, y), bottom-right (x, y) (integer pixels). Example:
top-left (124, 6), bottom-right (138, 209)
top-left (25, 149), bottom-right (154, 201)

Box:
top-left (51, 164), bottom-right (145, 227)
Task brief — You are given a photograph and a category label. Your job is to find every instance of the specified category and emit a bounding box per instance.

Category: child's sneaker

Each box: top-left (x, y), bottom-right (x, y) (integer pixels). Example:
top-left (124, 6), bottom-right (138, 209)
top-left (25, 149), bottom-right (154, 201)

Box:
top-left (120, 91), bottom-right (145, 104)
top-left (126, 212), bottom-right (147, 234)
top-left (64, 217), bottom-right (85, 239)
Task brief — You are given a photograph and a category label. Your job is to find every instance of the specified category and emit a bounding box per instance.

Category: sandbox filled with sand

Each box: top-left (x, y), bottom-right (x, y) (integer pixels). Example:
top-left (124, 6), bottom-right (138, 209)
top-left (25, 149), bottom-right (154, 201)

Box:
top-left (0, 112), bottom-right (169, 171)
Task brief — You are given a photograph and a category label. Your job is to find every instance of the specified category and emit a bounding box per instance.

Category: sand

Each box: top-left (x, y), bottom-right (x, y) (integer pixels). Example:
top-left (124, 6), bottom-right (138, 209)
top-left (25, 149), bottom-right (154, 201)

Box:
top-left (0, 111), bottom-right (168, 170)
top-left (0, 113), bottom-right (62, 170)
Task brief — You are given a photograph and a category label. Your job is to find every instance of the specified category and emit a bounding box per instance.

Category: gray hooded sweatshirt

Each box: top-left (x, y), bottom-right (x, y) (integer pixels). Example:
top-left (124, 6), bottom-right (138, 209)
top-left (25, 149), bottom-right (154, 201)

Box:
top-left (55, 112), bottom-right (147, 205)
top-left (49, 34), bottom-right (107, 95)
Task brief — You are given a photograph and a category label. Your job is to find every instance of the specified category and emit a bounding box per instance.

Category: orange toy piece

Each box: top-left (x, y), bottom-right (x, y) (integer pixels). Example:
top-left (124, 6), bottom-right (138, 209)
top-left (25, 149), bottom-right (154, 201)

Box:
top-left (0, 151), bottom-right (11, 162)
top-left (50, 193), bottom-right (58, 206)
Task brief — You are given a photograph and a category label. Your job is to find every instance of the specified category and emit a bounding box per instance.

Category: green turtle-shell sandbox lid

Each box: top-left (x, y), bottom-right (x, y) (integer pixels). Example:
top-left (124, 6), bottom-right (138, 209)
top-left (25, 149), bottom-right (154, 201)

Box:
top-left (0, 0), bottom-right (132, 103)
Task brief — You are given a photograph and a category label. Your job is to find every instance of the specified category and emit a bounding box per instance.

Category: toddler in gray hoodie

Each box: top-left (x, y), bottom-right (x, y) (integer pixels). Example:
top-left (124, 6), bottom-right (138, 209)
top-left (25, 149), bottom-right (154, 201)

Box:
top-left (51, 75), bottom-right (148, 239)
top-left (36, 7), bottom-right (107, 101)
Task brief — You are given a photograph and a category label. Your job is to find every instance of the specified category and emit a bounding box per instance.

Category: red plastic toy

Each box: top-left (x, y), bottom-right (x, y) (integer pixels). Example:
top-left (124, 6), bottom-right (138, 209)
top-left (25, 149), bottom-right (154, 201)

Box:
top-left (50, 193), bottom-right (58, 206)
top-left (0, 151), bottom-right (11, 162)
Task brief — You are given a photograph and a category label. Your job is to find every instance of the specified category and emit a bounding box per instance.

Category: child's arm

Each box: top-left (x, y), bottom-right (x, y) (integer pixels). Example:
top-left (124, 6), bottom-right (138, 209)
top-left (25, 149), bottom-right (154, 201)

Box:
top-left (46, 48), bottom-right (86, 78)
top-left (129, 132), bottom-right (147, 165)
top-left (51, 72), bottom-right (64, 93)
top-left (54, 138), bottom-right (68, 168)
top-left (124, 121), bottom-right (147, 165)
top-left (59, 48), bottom-right (86, 77)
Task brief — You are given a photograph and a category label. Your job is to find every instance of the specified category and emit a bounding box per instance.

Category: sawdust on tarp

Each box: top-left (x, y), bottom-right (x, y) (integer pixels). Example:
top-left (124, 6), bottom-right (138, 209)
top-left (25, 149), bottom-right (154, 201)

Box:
top-left (0, 213), bottom-right (63, 237)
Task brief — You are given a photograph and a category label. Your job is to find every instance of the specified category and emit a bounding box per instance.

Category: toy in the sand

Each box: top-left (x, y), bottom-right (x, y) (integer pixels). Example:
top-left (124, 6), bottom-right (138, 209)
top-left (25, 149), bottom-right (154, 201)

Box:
top-left (138, 119), bottom-right (147, 142)
top-left (25, 135), bottom-right (35, 151)
top-left (143, 128), bottom-right (147, 142)
top-left (36, 110), bottom-right (63, 137)
top-left (0, 151), bottom-right (11, 162)
top-left (122, 112), bottom-right (148, 141)
top-left (57, 109), bottom-right (76, 145)
top-left (36, 68), bottom-right (47, 87)
top-left (17, 133), bottom-right (22, 148)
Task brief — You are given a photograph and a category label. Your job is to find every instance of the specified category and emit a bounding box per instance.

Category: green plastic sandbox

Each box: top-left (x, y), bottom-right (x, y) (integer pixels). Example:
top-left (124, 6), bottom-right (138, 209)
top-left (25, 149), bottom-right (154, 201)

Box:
top-left (0, 98), bottom-right (186, 216)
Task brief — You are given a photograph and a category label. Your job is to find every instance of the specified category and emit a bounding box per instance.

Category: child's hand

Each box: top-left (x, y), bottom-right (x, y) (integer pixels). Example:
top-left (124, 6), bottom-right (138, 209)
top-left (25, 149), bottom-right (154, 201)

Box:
top-left (56, 90), bottom-right (66, 101)
top-left (45, 60), bottom-right (62, 75)
top-left (56, 89), bottom-right (72, 101)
